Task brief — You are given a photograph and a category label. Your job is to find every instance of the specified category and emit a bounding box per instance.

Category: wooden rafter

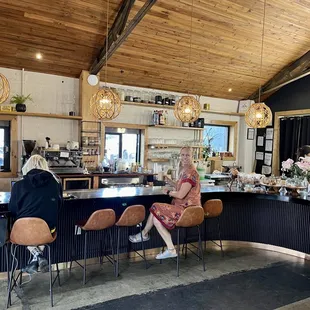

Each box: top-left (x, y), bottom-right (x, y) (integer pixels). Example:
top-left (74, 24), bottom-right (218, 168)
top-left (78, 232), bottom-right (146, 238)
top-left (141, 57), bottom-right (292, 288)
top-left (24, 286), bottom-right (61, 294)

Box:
top-left (90, 0), bottom-right (157, 75)
top-left (248, 50), bottom-right (310, 101)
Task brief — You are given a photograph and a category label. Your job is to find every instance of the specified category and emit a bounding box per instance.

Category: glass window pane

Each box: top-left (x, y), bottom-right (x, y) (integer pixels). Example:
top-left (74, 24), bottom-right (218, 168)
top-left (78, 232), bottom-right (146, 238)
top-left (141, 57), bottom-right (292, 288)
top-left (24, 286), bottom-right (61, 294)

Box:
top-left (204, 125), bottom-right (229, 152)
top-left (105, 134), bottom-right (120, 162)
top-left (122, 134), bottom-right (138, 164)
top-left (0, 128), bottom-right (4, 167)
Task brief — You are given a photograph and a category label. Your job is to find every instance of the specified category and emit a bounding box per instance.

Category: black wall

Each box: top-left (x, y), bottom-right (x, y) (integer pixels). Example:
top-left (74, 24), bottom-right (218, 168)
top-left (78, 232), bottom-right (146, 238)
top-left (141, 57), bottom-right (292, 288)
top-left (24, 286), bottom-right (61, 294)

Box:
top-left (265, 74), bottom-right (310, 113)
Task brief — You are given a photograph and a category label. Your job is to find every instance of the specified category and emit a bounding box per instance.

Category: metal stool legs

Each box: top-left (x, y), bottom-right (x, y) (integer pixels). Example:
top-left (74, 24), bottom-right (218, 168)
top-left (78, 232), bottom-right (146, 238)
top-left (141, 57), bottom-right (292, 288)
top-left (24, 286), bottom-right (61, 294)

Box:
top-left (176, 226), bottom-right (205, 277)
top-left (204, 218), bottom-right (224, 256)
top-left (116, 226), bottom-right (148, 277)
top-left (7, 244), bottom-right (60, 308)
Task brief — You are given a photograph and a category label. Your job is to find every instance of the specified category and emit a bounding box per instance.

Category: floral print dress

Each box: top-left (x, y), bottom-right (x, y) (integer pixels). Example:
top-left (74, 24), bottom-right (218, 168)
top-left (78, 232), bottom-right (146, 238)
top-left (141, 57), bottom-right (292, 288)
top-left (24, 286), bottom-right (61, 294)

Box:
top-left (150, 167), bottom-right (201, 230)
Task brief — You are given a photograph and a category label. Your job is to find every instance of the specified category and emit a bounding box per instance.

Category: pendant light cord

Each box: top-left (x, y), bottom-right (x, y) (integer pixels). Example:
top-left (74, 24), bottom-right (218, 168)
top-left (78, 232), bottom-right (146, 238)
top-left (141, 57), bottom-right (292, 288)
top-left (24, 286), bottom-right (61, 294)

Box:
top-left (258, 0), bottom-right (267, 103)
top-left (105, 0), bottom-right (110, 88)
top-left (188, 0), bottom-right (194, 93)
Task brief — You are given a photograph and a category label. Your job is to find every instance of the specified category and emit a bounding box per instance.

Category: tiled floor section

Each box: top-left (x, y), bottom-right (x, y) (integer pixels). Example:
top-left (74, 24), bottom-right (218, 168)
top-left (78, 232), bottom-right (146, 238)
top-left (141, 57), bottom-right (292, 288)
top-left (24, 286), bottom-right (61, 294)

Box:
top-left (0, 246), bottom-right (309, 310)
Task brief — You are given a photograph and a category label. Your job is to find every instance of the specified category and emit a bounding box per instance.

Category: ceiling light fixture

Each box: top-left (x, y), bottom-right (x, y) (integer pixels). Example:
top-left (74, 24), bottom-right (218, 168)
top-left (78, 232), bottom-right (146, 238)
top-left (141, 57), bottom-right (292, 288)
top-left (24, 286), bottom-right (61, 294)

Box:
top-left (174, 0), bottom-right (201, 123)
top-left (90, 0), bottom-right (121, 120)
top-left (0, 73), bottom-right (10, 104)
top-left (228, 88), bottom-right (232, 92)
top-left (36, 53), bottom-right (42, 60)
top-left (245, 0), bottom-right (272, 128)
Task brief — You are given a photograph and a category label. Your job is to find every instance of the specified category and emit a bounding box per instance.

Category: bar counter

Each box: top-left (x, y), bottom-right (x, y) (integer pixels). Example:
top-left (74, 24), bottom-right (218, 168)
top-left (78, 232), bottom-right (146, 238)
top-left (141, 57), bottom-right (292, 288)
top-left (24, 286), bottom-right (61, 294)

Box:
top-left (1, 186), bottom-right (310, 272)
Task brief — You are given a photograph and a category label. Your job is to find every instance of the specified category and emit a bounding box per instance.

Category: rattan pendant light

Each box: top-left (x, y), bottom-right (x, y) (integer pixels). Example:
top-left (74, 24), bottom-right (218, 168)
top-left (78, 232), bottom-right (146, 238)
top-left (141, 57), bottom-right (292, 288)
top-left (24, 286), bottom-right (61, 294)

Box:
top-left (90, 0), bottom-right (121, 120)
top-left (0, 73), bottom-right (10, 104)
top-left (245, 0), bottom-right (272, 128)
top-left (174, 0), bottom-right (201, 123)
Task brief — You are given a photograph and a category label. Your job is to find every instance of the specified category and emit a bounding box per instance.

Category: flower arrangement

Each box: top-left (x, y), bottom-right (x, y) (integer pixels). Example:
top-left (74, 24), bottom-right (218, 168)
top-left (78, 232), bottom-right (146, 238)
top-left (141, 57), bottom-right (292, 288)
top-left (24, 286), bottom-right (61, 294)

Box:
top-left (281, 158), bottom-right (310, 181)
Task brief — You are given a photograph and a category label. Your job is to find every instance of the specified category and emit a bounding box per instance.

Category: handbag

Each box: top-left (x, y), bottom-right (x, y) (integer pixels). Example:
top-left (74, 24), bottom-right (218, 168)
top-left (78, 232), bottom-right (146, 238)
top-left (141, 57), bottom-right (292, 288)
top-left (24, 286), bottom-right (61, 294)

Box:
top-left (0, 213), bottom-right (10, 247)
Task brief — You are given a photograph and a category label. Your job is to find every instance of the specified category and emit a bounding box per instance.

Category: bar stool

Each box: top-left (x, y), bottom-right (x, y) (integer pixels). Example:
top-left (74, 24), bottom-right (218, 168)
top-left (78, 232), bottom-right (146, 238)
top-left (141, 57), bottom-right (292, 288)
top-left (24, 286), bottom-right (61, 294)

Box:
top-left (203, 199), bottom-right (224, 256)
top-left (70, 209), bottom-right (116, 285)
top-left (115, 205), bottom-right (147, 277)
top-left (160, 206), bottom-right (205, 277)
top-left (7, 218), bottom-right (60, 308)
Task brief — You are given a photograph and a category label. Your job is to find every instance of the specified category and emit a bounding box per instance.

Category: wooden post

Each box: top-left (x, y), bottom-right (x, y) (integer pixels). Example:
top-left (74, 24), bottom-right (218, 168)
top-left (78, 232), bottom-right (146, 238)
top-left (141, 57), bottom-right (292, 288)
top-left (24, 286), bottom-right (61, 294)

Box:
top-left (79, 70), bottom-right (100, 121)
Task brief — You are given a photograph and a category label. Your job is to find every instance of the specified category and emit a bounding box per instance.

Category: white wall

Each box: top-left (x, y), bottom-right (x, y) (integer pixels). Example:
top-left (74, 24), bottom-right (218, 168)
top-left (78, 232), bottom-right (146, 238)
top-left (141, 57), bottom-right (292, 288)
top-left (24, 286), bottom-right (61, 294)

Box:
top-left (0, 67), bottom-right (255, 190)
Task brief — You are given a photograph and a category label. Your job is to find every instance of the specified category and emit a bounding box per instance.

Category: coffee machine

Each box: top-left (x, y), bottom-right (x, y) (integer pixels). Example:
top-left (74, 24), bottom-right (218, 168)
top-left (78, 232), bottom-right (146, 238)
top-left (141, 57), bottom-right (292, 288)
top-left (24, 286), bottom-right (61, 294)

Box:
top-left (39, 148), bottom-right (83, 174)
top-left (22, 140), bottom-right (36, 166)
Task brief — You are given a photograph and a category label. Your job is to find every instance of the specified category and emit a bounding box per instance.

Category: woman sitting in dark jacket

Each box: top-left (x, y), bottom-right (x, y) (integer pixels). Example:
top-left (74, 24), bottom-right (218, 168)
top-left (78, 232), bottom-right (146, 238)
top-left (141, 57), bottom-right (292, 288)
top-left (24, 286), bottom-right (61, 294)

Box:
top-left (9, 155), bottom-right (63, 274)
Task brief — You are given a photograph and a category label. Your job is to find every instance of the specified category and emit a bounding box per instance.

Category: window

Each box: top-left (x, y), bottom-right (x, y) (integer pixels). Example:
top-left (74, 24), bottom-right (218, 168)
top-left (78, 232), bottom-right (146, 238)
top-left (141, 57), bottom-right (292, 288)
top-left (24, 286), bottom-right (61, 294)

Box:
top-left (0, 120), bottom-right (11, 172)
top-left (0, 115), bottom-right (17, 177)
top-left (105, 128), bottom-right (141, 167)
top-left (204, 125), bottom-right (230, 152)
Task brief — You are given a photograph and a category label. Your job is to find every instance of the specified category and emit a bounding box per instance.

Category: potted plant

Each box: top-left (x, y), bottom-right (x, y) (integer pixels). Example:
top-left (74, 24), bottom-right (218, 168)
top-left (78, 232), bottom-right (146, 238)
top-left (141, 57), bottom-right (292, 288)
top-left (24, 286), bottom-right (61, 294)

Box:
top-left (10, 94), bottom-right (33, 112)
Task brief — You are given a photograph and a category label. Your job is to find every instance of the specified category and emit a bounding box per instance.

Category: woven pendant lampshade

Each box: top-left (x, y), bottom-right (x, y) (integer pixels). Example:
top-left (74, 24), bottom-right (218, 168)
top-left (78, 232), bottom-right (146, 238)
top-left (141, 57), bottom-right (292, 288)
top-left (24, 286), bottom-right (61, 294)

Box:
top-left (245, 0), bottom-right (272, 129)
top-left (245, 102), bottom-right (272, 128)
top-left (90, 88), bottom-right (121, 120)
top-left (174, 96), bottom-right (201, 123)
top-left (0, 73), bottom-right (10, 104)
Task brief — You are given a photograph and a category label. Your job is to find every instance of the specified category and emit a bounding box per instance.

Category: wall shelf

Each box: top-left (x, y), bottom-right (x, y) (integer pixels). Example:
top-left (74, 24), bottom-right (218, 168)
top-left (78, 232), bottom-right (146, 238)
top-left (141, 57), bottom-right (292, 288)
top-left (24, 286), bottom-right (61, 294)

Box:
top-left (122, 101), bottom-right (244, 116)
top-left (148, 158), bottom-right (170, 162)
top-left (149, 125), bottom-right (204, 131)
top-left (0, 111), bottom-right (82, 120)
top-left (148, 144), bottom-right (203, 148)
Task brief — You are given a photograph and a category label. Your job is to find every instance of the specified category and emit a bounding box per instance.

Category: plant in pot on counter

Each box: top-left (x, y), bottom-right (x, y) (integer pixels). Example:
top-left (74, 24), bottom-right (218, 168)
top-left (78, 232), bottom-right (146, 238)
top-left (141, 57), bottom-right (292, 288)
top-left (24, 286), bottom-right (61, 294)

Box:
top-left (10, 94), bottom-right (33, 112)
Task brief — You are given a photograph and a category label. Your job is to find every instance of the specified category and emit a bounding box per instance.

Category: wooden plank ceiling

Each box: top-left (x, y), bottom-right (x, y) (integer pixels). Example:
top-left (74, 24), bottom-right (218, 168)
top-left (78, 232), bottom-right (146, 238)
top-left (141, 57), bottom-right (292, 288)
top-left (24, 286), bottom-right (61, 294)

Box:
top-left (0, 0), bottom-right (309, 100)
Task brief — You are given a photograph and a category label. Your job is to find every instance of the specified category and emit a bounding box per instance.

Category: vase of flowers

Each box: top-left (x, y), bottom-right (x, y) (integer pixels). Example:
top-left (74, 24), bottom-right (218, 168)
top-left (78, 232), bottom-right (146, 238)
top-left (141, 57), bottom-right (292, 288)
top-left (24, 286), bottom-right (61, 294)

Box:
top-left (281, 158), bottom-right (310, 182)
top-left (10, 94), bottom-right (33, 112)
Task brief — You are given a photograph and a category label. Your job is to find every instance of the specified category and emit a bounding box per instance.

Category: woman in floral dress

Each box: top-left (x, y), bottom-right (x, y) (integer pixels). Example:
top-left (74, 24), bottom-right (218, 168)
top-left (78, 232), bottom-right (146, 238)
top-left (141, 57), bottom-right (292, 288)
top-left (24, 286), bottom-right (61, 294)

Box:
top-left (129, 147), bottom-right (201, 259)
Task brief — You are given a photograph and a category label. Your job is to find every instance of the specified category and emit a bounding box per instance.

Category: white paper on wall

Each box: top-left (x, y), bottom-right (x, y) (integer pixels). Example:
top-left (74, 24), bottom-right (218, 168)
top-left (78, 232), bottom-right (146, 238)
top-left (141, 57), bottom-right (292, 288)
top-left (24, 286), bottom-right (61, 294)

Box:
top-left (262, 165), bottom-right (271, 175)
top-left (255, 151), bottom-right (264, 160)
top-left (257, 136), bottom-right (264, 146)
top-left (264, 153), bottom-right (272, 166)
top-left (265, 140), bottom-right (273, 152)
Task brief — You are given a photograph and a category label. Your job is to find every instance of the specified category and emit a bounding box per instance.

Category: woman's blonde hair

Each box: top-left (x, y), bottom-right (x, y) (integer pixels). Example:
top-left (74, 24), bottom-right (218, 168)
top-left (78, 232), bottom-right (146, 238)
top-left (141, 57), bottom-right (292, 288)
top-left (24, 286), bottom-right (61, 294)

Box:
top-left (22, 154), bottom-right (59, 182)
top-left (178, 146), bottom-right (194, 176)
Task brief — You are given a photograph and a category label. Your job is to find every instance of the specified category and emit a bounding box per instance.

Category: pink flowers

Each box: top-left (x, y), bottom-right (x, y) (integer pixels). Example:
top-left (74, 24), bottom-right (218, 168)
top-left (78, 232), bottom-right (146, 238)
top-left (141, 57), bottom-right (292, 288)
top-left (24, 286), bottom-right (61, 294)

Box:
top-left (281, 159), bottom-right (294, 171)
top-left (295, 160), bottom-right (310, 172)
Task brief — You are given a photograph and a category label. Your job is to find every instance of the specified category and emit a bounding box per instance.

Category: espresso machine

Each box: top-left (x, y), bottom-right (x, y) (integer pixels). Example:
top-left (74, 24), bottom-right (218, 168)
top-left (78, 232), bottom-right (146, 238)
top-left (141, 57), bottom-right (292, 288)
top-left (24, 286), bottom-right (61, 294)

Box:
top-left (22, 140), bottom-right (36, 166)
top-left (39, 148), bottom-right (83, 174)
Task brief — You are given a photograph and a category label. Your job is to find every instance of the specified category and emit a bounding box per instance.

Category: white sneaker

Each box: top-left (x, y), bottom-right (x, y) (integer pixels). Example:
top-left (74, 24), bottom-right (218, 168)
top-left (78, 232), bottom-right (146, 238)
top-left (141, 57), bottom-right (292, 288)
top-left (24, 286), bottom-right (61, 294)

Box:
top-left (156, 249), bottom-right (177, 259)
top-left (129, 233), bottom-right (150, 243)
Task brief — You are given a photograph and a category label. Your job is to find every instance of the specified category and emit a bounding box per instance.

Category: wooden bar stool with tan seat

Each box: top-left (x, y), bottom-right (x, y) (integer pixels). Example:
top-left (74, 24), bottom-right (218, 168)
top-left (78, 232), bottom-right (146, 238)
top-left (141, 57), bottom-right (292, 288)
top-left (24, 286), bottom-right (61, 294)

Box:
top-left (160, 206), bottom-right (206, 277)
top-left (115, 205), bottom-right (148, 277)
top-left (6, 218), bottom-right (60, 308)
top-left (203, 199), bottom-right (224, 256)
top-left (69, 209), bottom-right (116, 285)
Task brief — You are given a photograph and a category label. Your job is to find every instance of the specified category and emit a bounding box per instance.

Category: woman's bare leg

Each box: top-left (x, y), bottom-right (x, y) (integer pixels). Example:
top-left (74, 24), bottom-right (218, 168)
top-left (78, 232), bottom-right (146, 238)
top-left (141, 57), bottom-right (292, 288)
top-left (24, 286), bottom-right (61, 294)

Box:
top-left (142, 213), bottom-right (154, 236)
top-left (153, 217), bottom-right (175, 251)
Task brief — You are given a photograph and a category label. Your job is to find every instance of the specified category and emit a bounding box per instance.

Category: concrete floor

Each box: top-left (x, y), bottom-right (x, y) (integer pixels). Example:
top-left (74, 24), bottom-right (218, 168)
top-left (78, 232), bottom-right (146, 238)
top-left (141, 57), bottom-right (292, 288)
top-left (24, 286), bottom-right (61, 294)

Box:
top-left (0, 244), bottom-right (310, 310)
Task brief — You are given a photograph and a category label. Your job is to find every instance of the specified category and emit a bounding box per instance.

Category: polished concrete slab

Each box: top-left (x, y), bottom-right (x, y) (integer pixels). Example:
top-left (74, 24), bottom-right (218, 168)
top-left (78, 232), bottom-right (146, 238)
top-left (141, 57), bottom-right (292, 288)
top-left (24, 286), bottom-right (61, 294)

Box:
top-left (0, 245), bottom-right (310, 310)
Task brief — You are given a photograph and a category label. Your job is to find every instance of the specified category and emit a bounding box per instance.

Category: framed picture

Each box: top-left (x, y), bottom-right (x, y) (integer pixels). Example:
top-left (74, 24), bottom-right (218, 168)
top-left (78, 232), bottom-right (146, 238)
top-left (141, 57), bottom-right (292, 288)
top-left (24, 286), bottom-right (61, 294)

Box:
top-left (247, 128), bottom-right (255, 140)
top-left (237, 101), bottom-right (251, 113)
top-left (266, 128), bottom-right (274, 140)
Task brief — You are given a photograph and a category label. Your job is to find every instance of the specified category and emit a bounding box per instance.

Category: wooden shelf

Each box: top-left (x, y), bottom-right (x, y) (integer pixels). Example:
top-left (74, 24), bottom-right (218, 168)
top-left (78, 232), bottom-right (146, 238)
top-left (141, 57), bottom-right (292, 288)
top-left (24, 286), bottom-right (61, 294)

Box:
top-left (122, 101), bottom-right (244, 116)
top-left (201, 109), bottom-right (245, 116)
top-left (0, 111), bottom-right (82, 120)
top-left (147, 158), bottom-right (170, 162)
top-left (149, 125), bottom-right (204, 131)
top-left (148, 144), bottom-right (203, 148)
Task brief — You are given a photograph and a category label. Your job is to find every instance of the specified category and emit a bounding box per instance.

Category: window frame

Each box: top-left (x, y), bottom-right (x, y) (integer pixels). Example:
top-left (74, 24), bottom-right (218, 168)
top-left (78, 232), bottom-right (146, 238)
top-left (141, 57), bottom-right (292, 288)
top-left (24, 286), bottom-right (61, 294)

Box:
top-left (0, 115), bottom-right (18, 178)
top-left (204, 124), bottom-right (230, 153)
top-left (102, 122), bottom-right (147, 167)
top-left (205, 120), bottom-right (238, 161)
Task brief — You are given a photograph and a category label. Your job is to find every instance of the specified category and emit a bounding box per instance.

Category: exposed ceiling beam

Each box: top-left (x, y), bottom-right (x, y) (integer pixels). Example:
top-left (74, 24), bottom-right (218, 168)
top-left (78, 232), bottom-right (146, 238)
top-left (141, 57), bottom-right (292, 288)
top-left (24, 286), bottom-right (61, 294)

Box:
top-left (90, 0), bottom-right (157, 75)
top-left (247, 50), bottom-right (310, 101)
